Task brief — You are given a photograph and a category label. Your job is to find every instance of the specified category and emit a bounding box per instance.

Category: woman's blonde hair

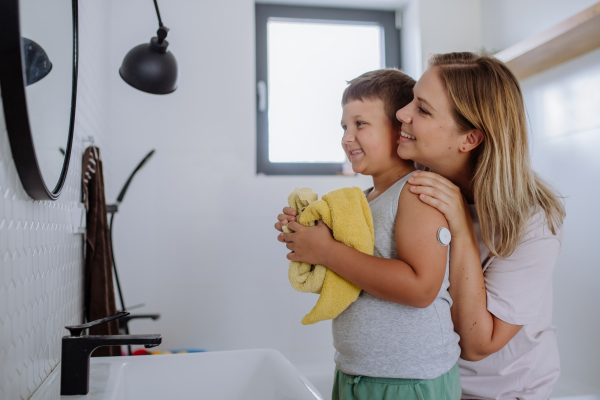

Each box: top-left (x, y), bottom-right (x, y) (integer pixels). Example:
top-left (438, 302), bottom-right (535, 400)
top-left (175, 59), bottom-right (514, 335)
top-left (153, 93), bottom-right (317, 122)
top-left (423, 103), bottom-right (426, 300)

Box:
top-left (429, 52), bottom-right (565, 258)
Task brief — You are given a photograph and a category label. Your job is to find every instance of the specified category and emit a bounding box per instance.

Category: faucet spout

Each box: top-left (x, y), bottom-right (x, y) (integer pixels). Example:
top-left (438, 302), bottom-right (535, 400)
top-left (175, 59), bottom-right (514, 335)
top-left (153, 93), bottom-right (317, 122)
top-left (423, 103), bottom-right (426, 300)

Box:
top-left (78, 334), bottom-right (162, 348)
top-left (60, 313), bottom-right (162, 395)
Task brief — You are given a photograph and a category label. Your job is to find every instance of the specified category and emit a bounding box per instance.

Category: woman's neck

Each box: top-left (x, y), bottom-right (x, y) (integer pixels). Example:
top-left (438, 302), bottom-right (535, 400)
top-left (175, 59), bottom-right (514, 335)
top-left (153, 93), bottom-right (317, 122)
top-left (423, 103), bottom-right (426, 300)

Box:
top-left (449, 172), bottom-right (475, 204)
top-left (433, 162), bottom-right (476, 204)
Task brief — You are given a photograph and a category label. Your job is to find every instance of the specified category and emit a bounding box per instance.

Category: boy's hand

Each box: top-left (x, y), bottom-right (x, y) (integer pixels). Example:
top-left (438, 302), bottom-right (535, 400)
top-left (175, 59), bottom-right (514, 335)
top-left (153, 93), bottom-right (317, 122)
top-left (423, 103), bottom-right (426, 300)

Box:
top-left (281, 220), bottom-right (335, 266)
top-left (275, 207), bottom-right (297, 234)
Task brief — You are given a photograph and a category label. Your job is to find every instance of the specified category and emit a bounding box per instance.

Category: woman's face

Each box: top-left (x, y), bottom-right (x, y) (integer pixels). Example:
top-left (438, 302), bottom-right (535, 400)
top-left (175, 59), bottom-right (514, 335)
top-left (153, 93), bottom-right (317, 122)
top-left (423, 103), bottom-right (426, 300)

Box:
top-left (395, 67), bottom-right (466, 170)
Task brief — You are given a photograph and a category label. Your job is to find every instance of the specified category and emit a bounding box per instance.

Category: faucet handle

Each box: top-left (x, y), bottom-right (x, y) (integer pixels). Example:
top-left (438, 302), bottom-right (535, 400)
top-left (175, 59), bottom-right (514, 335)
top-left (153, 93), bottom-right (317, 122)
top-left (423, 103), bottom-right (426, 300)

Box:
top-left (65, 311), bottom-right (130, 337)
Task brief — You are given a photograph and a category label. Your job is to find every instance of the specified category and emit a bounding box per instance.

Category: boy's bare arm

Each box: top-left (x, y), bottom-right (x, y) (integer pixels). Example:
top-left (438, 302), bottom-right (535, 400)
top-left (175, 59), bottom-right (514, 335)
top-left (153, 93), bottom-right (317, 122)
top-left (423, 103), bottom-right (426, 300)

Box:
top-left (394, 184), bottom-right (449, 306)
top-left (283, 185), bottom-right (449, 308)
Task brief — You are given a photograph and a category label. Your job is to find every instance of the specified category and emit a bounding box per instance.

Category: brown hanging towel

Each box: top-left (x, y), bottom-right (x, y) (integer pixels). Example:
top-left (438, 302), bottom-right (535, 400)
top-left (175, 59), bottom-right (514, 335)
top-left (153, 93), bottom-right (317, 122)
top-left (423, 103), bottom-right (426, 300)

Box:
top-left (82, 146), bottom-right (120, 357)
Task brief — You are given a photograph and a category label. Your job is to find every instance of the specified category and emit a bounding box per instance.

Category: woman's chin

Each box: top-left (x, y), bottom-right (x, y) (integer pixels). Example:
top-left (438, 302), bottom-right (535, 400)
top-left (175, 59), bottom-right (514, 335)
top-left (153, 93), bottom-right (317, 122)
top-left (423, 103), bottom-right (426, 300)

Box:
top-left (396, 149), bottom-right (412, 160)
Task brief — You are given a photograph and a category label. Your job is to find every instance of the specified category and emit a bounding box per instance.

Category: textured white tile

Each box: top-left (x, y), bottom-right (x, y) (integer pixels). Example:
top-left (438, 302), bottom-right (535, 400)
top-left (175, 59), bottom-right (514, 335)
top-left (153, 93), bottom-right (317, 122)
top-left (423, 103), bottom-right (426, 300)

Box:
top-left (0, 1), bottom-right (110, 398)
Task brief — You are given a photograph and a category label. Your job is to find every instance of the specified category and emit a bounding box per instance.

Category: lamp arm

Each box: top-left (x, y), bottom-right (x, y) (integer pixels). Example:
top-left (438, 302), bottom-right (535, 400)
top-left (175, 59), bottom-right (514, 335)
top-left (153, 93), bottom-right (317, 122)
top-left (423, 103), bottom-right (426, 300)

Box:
top-left (152, 0), bottom-right (169, 44)
top-left (153, 0), bottom-right (164, 28)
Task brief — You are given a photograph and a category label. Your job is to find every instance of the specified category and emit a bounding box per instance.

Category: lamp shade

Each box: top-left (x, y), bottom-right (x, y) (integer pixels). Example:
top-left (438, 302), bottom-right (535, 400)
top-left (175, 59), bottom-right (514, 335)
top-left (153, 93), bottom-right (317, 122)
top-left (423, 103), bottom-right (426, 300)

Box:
top-left (22, 37), bottom-right (52, 86)
top-left (119, 37), bottom-right (178, 95)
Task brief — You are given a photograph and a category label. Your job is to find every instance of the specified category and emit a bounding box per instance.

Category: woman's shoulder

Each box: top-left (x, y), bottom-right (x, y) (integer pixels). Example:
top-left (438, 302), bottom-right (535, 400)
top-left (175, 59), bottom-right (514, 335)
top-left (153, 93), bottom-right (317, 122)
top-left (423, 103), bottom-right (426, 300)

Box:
top-left (521, 207), bottom-right (565, 244)
top-left (474, 207), bottom-right (564, 264)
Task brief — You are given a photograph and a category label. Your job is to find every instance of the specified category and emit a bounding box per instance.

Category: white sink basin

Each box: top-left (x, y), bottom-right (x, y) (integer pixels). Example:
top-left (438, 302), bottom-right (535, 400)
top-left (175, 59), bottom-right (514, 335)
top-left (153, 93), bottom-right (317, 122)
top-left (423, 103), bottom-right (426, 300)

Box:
top-left (31, 349), bottom-right (324, 400)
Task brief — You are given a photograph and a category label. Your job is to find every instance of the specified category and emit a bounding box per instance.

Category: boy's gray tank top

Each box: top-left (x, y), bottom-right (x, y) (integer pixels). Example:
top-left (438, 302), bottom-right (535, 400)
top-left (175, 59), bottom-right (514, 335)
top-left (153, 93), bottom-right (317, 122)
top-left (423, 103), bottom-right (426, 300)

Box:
top-left (332, 172), bottom-right (461, 380)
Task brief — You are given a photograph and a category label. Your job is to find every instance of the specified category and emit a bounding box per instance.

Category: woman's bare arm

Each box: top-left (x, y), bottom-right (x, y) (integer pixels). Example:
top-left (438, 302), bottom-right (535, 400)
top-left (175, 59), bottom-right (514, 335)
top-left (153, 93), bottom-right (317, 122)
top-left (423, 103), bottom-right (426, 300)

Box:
top-left (446, 233), bottom-right (522, 361)
top-left (408, 171), bottom-right (522, 361)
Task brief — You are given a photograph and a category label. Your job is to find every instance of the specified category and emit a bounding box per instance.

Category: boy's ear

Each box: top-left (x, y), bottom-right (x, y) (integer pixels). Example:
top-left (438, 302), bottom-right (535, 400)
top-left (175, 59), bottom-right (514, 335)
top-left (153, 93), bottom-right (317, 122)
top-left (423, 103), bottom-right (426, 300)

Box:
top-left (460, 129), bottom-right (484, 153)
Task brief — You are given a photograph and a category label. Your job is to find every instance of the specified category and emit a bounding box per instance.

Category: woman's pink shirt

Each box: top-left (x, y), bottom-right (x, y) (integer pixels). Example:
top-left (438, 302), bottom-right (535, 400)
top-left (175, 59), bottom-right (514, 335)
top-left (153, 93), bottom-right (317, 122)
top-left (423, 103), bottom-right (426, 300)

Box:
top-left (459, 205), bottom-right (564, 400)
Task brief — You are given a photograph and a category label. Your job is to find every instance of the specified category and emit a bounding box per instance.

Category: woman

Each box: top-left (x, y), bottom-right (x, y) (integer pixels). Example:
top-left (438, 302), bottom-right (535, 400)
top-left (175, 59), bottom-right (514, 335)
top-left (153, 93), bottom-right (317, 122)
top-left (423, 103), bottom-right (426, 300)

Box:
top-left (276, 52), bottom-right (565, 399)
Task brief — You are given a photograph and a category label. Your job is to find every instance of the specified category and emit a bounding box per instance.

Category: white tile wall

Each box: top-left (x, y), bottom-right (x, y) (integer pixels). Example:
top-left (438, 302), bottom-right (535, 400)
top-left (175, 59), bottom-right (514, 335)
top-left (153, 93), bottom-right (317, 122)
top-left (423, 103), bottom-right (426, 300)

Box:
top-left (0, 1), bottom-right (111, 399)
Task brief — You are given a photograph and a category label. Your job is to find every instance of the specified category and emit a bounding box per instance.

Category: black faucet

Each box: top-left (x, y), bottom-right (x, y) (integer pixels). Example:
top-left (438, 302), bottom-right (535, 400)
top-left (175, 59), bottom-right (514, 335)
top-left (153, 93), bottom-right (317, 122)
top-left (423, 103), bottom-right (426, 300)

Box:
top-left (60, 311), bottom-right (162, 395)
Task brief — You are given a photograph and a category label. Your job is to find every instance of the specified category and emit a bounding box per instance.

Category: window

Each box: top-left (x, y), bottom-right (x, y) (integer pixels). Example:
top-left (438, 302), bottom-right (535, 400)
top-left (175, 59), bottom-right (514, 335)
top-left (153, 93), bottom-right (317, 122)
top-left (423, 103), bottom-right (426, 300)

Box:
top-left (256, 4), bottom-right (400, 175)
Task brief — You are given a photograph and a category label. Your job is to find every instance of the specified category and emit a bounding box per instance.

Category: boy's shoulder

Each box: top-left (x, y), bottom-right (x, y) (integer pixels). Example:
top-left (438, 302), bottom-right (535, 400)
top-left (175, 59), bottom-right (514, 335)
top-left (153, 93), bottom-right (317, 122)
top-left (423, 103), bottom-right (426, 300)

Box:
top-left (397, 178), bottom-right (447, 227)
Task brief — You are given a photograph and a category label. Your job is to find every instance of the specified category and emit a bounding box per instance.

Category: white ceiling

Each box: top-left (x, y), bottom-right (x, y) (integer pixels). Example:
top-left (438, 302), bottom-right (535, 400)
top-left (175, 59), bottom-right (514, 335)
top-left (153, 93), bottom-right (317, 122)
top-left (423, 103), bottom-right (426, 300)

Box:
top-left (256, 0), bottom-right (411, 11)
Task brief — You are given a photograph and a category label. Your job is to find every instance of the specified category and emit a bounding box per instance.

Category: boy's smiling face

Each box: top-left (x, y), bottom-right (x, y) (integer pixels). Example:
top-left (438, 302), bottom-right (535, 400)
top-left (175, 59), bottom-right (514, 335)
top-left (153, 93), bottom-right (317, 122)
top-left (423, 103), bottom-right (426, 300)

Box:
top-left (341, 99), bottom-right (401, 176)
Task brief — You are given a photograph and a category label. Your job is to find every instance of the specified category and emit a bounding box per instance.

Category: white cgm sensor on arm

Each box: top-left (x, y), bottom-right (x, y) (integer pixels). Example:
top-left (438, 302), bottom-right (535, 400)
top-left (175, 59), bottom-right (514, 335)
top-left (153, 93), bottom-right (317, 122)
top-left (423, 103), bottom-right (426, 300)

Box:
top-left (437, 227), bottom-right (451, 246)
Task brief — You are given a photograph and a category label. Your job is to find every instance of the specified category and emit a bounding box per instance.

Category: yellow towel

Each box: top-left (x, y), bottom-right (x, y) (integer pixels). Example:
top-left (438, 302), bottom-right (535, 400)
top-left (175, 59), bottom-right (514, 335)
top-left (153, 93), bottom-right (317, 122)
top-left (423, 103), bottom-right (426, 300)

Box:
top-left (285, 187), bottom-right (374, 325)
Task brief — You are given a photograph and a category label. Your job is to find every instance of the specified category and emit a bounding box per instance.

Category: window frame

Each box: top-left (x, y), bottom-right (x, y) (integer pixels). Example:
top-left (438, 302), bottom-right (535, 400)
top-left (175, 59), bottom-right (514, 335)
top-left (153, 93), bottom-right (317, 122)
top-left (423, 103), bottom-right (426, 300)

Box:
top-left (255, 3), bottom-right (401, 175)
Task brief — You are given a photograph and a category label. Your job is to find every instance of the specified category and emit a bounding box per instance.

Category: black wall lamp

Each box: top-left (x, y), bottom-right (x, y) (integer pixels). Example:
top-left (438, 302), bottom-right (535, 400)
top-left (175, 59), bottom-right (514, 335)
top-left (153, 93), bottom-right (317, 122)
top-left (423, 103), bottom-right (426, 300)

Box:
top-left (119, 0), bottom-right (178, 94)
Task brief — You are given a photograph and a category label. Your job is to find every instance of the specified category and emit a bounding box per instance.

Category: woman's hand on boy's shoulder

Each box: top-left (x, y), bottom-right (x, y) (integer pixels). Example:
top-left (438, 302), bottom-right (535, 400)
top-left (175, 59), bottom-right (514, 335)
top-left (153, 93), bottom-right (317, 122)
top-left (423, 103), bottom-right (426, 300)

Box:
top-left (407, 171), bottom-right (474, 241)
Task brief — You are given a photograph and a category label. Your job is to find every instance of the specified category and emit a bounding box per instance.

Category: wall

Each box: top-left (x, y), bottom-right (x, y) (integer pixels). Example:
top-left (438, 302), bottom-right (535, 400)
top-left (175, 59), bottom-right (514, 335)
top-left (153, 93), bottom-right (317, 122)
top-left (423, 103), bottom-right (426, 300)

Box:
top-left (417, 0), bottom-right (482, 72)
top-left (0, 1), bottom-right (112, 399)
top-left (521, 48), bottom-right (600, 394)
top-left (482, 0), bottom-right (600, 393)
top-left (400, 0), bottom-right (422, 79)
top-left (482, 0), bottom-right (598, 52)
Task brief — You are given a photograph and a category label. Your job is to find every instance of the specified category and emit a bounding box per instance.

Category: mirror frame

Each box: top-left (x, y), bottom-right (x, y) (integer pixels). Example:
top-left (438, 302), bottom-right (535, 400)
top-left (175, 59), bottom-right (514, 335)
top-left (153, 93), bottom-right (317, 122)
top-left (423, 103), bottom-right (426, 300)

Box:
top-left (0, 0), bottom-right (78, 200)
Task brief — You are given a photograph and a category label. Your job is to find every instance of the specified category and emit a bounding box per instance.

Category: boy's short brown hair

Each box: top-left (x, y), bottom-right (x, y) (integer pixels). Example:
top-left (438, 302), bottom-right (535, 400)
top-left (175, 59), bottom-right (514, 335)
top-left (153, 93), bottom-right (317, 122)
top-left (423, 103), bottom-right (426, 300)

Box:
top-left (342, 68), bottom-right (415, 129)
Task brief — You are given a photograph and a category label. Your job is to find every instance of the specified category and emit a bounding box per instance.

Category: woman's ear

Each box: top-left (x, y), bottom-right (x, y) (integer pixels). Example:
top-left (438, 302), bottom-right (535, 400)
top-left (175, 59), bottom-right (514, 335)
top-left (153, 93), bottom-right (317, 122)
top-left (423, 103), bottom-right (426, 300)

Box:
top-left (460, 129), bottom-right (484, 153)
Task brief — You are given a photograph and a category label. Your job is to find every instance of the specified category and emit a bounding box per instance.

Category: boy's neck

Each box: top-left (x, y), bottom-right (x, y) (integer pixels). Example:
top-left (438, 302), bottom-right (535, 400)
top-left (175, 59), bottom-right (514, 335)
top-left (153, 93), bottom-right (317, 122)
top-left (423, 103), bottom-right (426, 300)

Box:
top-left (370, 160), bottom-right (415, 195)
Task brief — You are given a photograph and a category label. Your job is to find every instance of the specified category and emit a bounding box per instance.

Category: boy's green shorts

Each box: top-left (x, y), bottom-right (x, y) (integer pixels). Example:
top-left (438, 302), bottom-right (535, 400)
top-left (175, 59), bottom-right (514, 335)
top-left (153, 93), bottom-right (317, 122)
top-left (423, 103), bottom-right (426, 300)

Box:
top-left (332, 363), bottom-right (461, 400)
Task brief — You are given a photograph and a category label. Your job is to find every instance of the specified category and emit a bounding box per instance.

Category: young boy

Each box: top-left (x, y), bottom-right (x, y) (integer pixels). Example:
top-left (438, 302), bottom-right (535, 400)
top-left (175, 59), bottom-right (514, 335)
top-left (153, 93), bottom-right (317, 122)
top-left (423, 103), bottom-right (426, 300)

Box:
top-left (275, 69), bottom-right (461, 400)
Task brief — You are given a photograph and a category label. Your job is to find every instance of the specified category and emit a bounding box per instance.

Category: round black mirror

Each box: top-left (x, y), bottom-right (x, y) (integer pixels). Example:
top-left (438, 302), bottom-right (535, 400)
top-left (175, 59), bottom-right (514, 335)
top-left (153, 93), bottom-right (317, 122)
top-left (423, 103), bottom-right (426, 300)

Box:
top-left (0, 0), bottom-right (78, 200)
